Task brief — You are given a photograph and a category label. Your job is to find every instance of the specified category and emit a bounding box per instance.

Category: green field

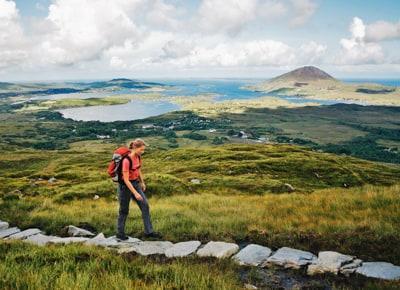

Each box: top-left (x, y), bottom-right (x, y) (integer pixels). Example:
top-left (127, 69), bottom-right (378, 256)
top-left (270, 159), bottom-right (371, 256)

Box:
top-left (1, 100), bottom-right (400, 289)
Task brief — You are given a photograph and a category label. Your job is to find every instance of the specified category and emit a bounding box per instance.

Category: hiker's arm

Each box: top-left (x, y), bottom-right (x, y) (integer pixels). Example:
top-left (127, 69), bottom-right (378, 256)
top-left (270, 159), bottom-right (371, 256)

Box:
top-left (138, 169), bottom-right (144, 183)
top-left (139, 169), bottom-right (146, 191)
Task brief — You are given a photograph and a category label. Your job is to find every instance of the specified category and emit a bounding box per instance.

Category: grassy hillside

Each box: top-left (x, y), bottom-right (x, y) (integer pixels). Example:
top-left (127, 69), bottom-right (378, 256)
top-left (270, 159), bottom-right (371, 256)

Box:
top-left (1, 142), bottom-right (399, 202)
top-left (1, 102), bottom-right (400, 288)
top-left (1, 140), bottom-right (400, 265)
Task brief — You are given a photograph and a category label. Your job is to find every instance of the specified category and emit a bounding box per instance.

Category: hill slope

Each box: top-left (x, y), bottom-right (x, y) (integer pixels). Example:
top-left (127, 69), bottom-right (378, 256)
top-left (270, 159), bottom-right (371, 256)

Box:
top-left (270, 66), bottom-right (336, 82)
top-left (1, 142), bottom-right (400, 202)
top-left (249, 66), bottom-right (400, 106)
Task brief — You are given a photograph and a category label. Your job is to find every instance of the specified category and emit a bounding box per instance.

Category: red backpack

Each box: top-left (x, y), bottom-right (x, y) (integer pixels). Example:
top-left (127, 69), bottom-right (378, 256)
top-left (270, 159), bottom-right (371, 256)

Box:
top-left (107, 146), bottom-right (130, 183)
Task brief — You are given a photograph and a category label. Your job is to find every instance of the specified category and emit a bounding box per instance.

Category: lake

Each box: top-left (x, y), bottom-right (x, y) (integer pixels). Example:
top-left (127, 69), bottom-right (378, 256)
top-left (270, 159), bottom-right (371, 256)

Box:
top-left (53, 78), bottom-right (398, 122)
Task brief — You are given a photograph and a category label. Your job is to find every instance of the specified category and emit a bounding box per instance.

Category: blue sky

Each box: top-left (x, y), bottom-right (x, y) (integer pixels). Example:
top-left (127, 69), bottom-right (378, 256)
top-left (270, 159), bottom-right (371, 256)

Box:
top-left (1, 0), bottom-right (400, 81)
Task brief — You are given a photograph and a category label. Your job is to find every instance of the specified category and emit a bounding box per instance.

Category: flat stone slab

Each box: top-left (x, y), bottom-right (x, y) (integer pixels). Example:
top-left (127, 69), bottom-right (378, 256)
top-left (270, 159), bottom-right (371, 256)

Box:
top-left (66, 225), bottom-right (95, 237)
top-left (84, 233), bottom-right (107, 246)
top-left (25, 233), bottom-right (59, 246)
top-left (98, 235), bottom-right (142, 248)
top-left (196, 241), bottom-right (239, 259)
top-left (0, 221), bottom-right (9, 230)
top-left (264, 247), bottom-right (317, 269)
top-left (49, 237), bottom-right (90, 244)
top-left (356, 262), bottom-right (400, 280)
top-left (232, 244), bottom-right (272, 266)
top-left (0, 227), bottom-right (21, 239)
top-left (307, 251), bottom-right (355, 275)
top-left (118, 241), bottom-right (174, 256)
top-left (340, 259), bottom-right (363, 276)
top-left (165, 241), bottom-right (202, 258)
top-left (6, 228), bottom-right (42, 240)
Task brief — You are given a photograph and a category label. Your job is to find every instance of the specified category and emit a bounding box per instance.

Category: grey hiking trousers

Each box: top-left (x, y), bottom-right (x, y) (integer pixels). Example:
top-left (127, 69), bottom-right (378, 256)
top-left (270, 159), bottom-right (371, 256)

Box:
top-left (116, 179), bottom-right (154, 236)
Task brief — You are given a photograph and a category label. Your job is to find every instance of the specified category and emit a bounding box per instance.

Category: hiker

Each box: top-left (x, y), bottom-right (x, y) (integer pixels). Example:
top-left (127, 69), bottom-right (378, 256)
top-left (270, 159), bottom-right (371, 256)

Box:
top-left (116, 138), bottom-right (162, 240)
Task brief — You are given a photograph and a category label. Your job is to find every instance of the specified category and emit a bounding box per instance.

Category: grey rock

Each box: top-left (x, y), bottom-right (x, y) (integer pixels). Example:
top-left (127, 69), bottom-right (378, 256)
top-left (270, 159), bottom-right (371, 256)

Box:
top-left (118, 241), bottom-right (173, 256)
top-left (196, 241), bottom-right (239, 259)
top-left (244, 284), bottom-right (258, 290)
top-left (284, 183), bottom-right (295, 193)
top-left (340, 259), bottom-right (363, 276)
top-left (307, 251), bottom-right (355, 275)
top-left (48, 177), bottom-right (57, 183)
top-left (165, 241), bottom-right (202, 258)
top-left (100, 235), bottom-right (142, 248)
top-left (25, 233), bottom-right (58, 246)
top-left (84, 233), bottom-right (107, 246)
top-left (49, 237), bottom-right (90, 244)
top-left (190, 179), bottom-right (201, 184)
top-left (232, 244), bottom-right (272, 266)
top-left (356, 262), bottom-right (400, 280)
top-left (66, 225), bottom-right (95, 237)
top-left (0, 227), bottom-right (21, 239)
top-left (0, 221), bottom-right (9, 230)
top-left (6, 228), bottom-right (42, 240)
top-left (264, 247), bottom-right (317, 269)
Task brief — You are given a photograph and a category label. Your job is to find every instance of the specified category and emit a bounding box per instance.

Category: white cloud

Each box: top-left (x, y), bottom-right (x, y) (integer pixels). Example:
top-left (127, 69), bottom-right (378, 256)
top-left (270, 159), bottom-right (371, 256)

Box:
top-left (256, 0), bottom-right (288, 22)
top-left (196, 0), bottom-right (258, 36)
top-left (337, 17), bottom-right (385, 65)
top-left (162, 39), bottom-right (195, 59)
top-left (289, 0), bottom-right (317, 27)
top-left (0, 0), bottom-right (28, 68)
top-left (146, 38), bottom-right (326, 69)
top-left (145, 0), bottom-right (183, 30)
top-left (195, 0), bottom-right (315, 36)
top-left (39, 0), bottom-right (144, 66)
top-left (0, 0), bottom-right (399, 79)
top-left (365, 20), bottom-right (400, 42)
top-left (299, 41), bottom-right (327, 63)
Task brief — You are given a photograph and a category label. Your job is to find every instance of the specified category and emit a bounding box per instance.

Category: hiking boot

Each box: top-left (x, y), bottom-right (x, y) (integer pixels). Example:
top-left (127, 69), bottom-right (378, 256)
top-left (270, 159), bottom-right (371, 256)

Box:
top-left (143, 231), bottom-right (163, 240)
top-left (116, 233), bottom-right (129, 241)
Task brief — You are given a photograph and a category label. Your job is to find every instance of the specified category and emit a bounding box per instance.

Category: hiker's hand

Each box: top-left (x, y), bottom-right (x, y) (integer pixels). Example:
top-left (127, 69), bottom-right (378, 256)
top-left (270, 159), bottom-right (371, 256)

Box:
top-left (140, 182), bottom-right (146, 191)
top-left (134, 193), bottom-right (143, 201)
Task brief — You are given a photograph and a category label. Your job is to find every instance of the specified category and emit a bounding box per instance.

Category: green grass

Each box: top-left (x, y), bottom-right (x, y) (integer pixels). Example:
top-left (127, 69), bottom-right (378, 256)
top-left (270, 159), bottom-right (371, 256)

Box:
top-left (1, 142), bottom-right (399, 201)
top-left (0, 241), bottom-right (242, 290)
top-left (1, 104), bottom-right (400, 289)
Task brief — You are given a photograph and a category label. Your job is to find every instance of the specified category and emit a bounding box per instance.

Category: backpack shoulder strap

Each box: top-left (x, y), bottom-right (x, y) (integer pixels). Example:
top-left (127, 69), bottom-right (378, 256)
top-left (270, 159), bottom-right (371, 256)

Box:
top-left (120, 155), bottom-right (133, 170)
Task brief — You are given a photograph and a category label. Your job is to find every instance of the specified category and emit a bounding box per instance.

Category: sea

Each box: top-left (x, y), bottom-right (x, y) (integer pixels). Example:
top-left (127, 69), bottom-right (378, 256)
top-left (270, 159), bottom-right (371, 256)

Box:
top-left (34, 78), bottom-right (398, 122)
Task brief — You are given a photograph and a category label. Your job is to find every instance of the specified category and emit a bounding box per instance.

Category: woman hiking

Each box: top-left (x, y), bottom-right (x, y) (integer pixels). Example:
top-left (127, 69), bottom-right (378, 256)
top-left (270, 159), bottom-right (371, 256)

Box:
top-left (116, 138), bottom-right (162, 241)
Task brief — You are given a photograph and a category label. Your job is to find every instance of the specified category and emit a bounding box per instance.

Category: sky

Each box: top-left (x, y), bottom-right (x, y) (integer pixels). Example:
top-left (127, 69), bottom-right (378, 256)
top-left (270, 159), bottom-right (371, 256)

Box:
top-left (0, 0), bottom-right (399, 81)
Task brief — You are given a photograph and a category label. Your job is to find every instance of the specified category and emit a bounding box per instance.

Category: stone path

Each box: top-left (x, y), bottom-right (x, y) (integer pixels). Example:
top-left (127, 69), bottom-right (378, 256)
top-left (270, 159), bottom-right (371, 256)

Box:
top-left (1, 219), bottom-right (400, 282)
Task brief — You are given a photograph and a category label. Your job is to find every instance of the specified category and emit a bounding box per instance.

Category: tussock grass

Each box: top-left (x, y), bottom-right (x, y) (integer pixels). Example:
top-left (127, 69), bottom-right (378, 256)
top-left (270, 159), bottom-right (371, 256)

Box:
top-left (0, 241), bottom-right (241, 290)
top-left (2, 183), bottom-right (400, 264)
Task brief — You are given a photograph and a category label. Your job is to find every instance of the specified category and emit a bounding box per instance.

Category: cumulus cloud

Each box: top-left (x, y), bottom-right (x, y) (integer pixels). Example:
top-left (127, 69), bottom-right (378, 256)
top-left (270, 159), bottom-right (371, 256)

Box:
top-left (257, 0), bottom-right (288, 20)
top-left (299, 41), bottom-right (327, 63)
top-left (195, 0), bottom-right (316, 36)
top-left (162, 40), bottom-right (195, 59)
top-left (144, 38), bottom-right (327, 69)
top-left (337, 17), bottom-right (385, 65)
top-left (0, 0), bottom-right (28, 69)
top-left (365, 20), bottom-right (400, 42)
top-left (196, 0), bottom-right (258, 36)
top-left (1, 0), bottom-right (398, 78)
top-left (38, 0), bottom-right (144, 66)
top-left (289, 0), bottom-right (317, 27)
top-left (145, 0), bottom-right (183, 30)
